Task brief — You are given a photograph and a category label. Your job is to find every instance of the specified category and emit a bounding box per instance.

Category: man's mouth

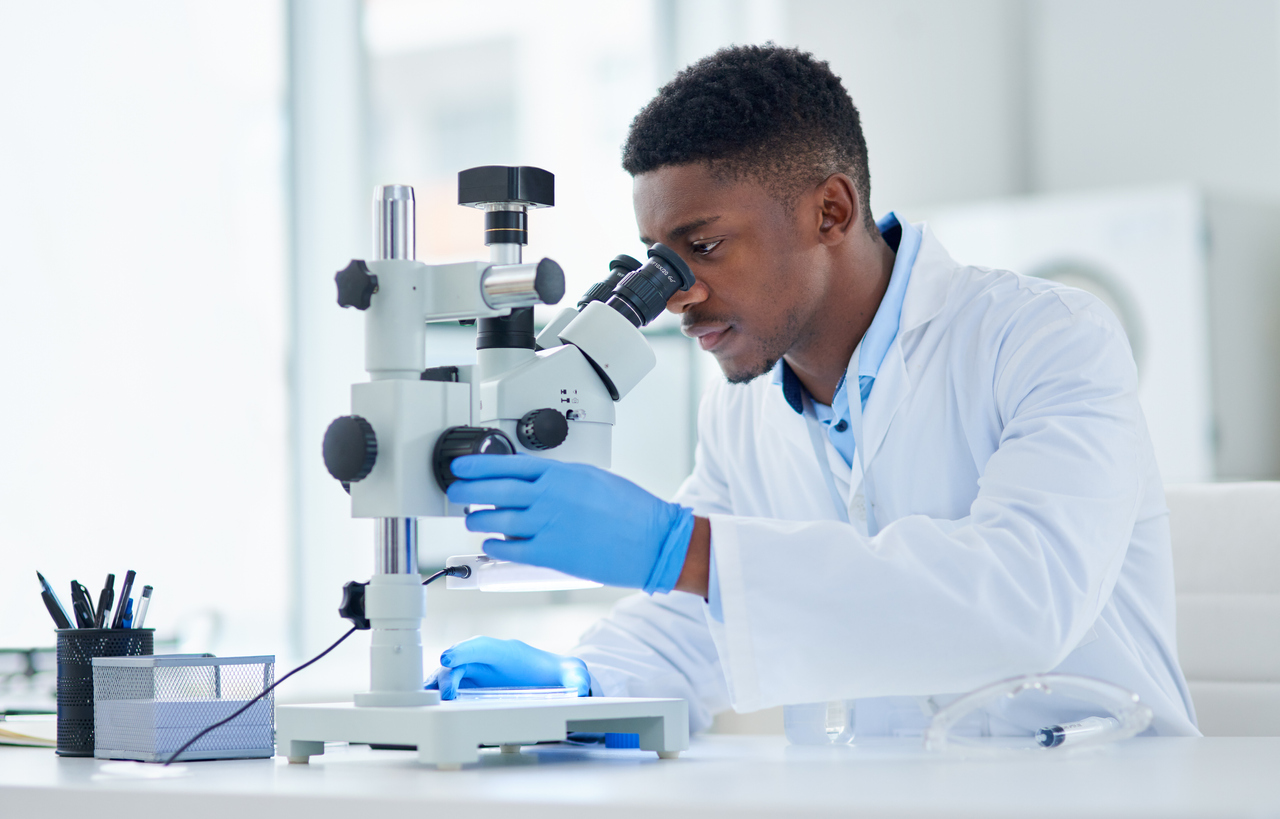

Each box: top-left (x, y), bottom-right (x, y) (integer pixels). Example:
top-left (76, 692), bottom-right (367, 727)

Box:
top-left (682, 322), bottom-right (733, 352)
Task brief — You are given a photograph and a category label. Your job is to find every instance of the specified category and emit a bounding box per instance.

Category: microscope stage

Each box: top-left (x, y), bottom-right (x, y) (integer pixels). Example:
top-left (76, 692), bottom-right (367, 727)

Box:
top-left (276, 696), bottom-right (688, 769)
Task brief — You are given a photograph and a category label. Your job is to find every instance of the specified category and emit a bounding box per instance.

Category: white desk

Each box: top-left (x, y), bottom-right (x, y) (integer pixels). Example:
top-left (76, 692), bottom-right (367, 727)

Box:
top-left (2, 736), bottom-right (1278, 818)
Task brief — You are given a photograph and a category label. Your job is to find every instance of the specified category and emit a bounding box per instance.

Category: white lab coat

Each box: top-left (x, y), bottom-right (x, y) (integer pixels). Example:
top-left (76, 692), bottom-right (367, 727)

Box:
top-left (574, 225), bottom-right (1199, 738)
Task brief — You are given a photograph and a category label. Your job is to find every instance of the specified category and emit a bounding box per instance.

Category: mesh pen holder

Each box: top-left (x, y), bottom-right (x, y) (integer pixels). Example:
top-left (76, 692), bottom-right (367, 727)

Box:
top-left (55, 628), bottom-right (154, 757)
top-left (92, 654), bottom-right (275, 762)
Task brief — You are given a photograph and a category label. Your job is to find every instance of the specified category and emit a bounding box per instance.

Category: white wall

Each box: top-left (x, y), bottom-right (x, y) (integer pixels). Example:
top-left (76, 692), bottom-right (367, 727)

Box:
top-left (788, 0), bottom-right (1031, 211)
top-left (785, 0), bottom-right (1280, 208)
top-left (1031, 0), bottom-right (1280, 197)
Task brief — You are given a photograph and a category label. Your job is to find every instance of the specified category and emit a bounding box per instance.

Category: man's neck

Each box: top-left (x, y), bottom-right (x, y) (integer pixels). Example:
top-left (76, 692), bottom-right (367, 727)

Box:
top-left (784, 234), bottom-right (896, 406)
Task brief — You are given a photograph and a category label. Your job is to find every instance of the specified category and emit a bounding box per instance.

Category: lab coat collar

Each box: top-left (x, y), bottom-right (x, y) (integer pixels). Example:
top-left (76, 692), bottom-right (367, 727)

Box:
top-left (897, 224), bottom-right (953, 335)
top-left (857, 224), bottom-right (955, 476)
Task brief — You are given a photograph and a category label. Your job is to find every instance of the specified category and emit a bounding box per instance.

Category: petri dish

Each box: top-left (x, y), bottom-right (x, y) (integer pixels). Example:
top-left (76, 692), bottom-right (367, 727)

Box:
top-left (454, 686), bottom-right (579, 701)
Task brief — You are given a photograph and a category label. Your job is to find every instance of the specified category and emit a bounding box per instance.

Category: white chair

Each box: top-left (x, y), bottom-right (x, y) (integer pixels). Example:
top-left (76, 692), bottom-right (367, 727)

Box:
top-left (1167, 482), bottom-right (1280, 736)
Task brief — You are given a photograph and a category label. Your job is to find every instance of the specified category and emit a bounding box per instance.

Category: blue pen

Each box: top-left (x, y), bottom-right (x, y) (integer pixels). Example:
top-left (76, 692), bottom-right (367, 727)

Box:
top-left (121, 597), bottom-right (134, 629)
top-left (111, 570), bottom-right (136, 629)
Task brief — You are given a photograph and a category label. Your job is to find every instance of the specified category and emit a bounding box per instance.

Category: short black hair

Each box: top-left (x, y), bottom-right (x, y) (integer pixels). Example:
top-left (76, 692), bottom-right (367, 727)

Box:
top-left (623, 44), bottom-right (875, 230)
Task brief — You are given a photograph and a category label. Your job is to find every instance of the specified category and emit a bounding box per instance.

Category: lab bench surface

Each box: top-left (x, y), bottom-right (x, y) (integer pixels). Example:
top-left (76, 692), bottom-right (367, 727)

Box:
top-left (2, 735), bottom-right (1277, 819)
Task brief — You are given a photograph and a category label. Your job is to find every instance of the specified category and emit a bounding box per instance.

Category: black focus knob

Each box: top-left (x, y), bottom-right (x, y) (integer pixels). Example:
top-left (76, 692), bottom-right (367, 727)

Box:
top-left (517, 409), bottom-right (569, 451)
top-left (432, 426), bottom-right (516, 490)
top-left (323, 415), bottom-right (377, 484)
top-left (335, 259), bottom-right (379, 310)
top-left (338, 581), bottom-right (370, 630)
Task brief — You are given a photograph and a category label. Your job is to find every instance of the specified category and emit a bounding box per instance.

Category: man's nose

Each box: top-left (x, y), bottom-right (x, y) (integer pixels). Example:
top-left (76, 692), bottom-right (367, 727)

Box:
top-left (666, 279), bottom-right (708, 314)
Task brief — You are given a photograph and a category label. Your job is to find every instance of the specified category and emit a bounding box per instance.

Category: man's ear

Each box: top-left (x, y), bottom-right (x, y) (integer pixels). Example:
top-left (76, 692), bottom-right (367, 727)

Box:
top-left (815, 173), bottom-right (858, 245)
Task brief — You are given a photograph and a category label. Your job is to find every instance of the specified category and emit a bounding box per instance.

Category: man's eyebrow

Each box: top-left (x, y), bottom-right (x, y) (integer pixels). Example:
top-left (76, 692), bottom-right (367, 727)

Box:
top-left (640, 216), bottom-right (721, 247)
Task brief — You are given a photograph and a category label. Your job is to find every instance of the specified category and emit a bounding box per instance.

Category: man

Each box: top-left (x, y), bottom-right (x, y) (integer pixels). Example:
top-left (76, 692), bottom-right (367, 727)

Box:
top-left (428, 45), bottom-right (1198, 738)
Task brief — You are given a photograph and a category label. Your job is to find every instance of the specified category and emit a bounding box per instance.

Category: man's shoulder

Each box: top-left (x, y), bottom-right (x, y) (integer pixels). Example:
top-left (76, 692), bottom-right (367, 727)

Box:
top-left (920, 234), bottom-right (1138, 397)
top-left (913, 225), bottom-right (1091, 313)
top-left (944, 260), bottom-right (1082, 322)
top-left (922, 243), bottom-right (1125, 353)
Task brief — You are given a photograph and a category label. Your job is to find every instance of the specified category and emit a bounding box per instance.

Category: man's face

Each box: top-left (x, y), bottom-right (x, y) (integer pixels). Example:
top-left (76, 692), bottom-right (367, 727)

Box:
top-left (633, 163), bottom-right (831, 383)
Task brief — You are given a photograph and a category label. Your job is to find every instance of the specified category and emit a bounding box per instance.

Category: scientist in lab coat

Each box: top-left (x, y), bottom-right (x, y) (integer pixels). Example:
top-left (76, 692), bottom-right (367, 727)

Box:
top-left (428, 45), bottom-right (1199, 738)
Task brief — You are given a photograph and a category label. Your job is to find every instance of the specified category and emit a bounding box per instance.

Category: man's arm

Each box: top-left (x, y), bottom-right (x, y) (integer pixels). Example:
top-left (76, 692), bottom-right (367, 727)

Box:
top-left (674, 516), bottom-right (711, 598)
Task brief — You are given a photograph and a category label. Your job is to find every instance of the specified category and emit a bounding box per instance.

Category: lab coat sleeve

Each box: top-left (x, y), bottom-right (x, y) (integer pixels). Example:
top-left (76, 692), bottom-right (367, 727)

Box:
top-left (572, 590), bottom-right (730, 733)
top-left (671, 380), bottom-right (737, 518)
top-left (671, 383), bottom-right (736, 620)
top-left (707, 297), bottom-right (1148, 711)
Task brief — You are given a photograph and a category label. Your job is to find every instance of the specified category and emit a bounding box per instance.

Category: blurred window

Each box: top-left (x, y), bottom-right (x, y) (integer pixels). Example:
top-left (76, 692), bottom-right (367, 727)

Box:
top-left (0, 1), bottom-right (288, 655)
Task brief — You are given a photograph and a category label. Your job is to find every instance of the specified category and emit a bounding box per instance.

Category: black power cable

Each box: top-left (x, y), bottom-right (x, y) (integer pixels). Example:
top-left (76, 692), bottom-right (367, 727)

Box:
top-left (163, 626), bottom-right (357, 765)
top-left (162, 566), bottom-right (471, 766)
top-left (422, 565), bottom-right (470, 586)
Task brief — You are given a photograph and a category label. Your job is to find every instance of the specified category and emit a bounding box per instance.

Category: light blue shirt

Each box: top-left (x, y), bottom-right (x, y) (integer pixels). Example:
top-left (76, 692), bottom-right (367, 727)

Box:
top-left (707, 213), bottom-right (921, 618)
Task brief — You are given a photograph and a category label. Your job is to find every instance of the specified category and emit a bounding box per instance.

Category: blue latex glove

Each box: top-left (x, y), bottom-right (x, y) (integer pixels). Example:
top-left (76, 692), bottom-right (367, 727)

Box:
top-left (445, 454), bottom-right (696, 593)
top-left (424, 636), bottom-right (591, 700)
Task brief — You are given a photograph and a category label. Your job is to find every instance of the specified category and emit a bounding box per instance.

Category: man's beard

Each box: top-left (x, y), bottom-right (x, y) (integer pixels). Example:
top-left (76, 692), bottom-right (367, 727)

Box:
top-left (715, 310), bottom-right (804, 386)
top-left (724, 355), bottom-right (778, 385)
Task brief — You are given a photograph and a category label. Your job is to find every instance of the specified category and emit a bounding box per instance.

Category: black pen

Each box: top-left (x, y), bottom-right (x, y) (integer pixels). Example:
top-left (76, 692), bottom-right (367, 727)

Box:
top-left (111, 570), bottom-right (136, 629)
top-left (36, 572), bottom-right (73, 629)
top-left (75, 580), bottom-right (96, 625)
top-left (95, 573), bottom-right (115, 628)
top-left (70, 581), bottom-right (93, 628)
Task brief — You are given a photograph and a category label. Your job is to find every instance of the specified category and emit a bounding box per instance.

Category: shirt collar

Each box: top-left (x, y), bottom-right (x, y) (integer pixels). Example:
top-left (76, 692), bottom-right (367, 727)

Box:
top-left (772, 212), bottom-right (921, 414)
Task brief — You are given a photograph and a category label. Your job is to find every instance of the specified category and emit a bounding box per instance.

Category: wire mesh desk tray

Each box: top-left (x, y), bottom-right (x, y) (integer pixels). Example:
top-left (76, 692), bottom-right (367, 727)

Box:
top-left (92, 654), bottom-right (275, 762)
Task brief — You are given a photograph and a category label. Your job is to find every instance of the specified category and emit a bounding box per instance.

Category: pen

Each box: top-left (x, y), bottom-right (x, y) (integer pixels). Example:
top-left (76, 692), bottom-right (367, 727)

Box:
top-left (121, 598), bottom-right (134, 629)
top-left (111, 570), bottom-right (136, 630)
top-left (75, 580), bottom-right (96, 626)
top-left (1036, 716), bottom-right (1119, 747)
top-left (134, 586), bottom-right (153, 629)
top-left (36, 572), bottom-right (73, 630)
top-left (70, 581), bottom-right (93, 628)
top-left (95, 573), bottom-right (115, 628)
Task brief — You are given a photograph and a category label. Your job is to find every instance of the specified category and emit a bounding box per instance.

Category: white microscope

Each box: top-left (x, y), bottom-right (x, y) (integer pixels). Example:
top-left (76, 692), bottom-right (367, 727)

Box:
top-left (275, 166), bottom-right (692, 769)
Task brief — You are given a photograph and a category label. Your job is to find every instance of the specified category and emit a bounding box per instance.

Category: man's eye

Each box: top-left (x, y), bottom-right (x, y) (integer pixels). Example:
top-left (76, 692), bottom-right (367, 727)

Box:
top-left (691, 239), bottom-right (722, 256)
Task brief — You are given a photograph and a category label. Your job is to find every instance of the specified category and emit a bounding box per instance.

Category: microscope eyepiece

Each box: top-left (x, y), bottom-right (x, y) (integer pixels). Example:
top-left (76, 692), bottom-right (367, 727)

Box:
top-left (603, 244), bottom-right (694, 328)
top-left (577, 254), bottom-right (642, 310)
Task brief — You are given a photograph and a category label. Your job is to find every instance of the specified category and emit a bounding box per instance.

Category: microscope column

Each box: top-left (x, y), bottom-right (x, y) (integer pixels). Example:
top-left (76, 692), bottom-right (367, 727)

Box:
top-left (476, 203), bottom-right (537, 382)
top-left (354, 185), bottom-right (436, 708)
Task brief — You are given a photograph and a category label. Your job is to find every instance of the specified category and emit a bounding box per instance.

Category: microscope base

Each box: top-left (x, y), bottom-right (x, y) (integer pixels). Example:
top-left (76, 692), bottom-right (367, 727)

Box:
top-left (276, 696), bottom-right (688, 769)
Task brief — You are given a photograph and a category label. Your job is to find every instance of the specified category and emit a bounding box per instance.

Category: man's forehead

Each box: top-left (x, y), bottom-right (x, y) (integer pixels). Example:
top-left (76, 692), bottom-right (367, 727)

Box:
top-left (633, 164), bottom-right (749, 243)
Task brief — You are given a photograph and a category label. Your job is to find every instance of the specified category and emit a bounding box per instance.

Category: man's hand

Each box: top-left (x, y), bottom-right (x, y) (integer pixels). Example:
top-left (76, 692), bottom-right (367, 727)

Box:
top-left (446, 454), bottom-right (696, 593)
top-left (425, 636), bottom-right (590, 699)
